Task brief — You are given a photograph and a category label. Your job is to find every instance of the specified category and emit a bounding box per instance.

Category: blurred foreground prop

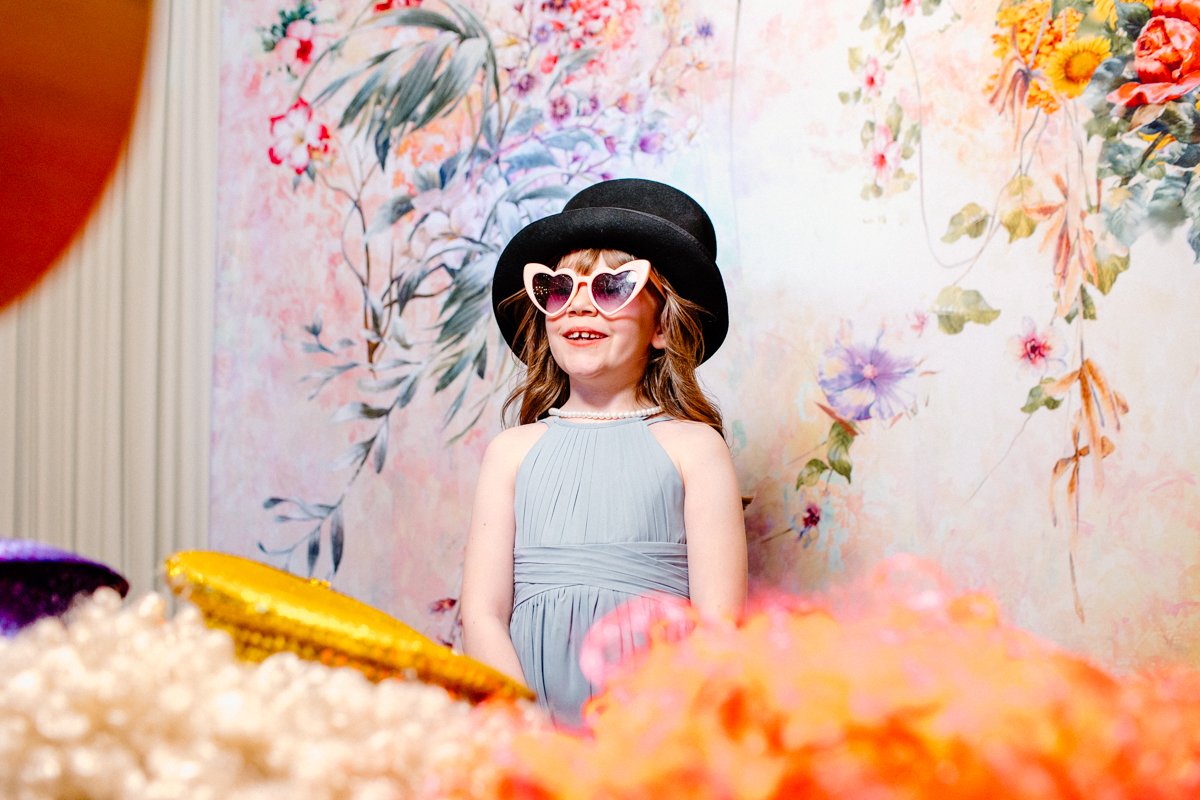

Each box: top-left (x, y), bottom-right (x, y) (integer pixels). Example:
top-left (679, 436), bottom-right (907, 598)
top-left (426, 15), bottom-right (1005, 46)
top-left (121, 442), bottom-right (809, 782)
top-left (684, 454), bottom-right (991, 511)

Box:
top-left (165, 551), bottom-right (533, 703)
top-left (0, 0), bottom-right (151, 309)
top-left (0, 539), bottom-right (129, 636)
top-left (435, 555), bottom-right (1200, 799)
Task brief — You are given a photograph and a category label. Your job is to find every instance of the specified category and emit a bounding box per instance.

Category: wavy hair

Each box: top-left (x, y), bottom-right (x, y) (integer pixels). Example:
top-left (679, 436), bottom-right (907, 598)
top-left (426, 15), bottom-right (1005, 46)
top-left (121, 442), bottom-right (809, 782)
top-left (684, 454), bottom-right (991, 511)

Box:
top-left (499, 248), bottom-right (724, 436)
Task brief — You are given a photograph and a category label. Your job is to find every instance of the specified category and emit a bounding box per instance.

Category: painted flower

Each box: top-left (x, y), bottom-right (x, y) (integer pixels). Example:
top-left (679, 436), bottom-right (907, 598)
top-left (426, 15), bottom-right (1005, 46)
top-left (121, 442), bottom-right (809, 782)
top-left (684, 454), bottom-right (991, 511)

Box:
top-left (539, 53), bottom-right (559, 74)
top-left (988, 3), bottom-right (1083, 114)
top-left (638, 131), bottom-right (665, 154)
top-left (801, 504), bottom-right (821, 531)
top-left (510, 72), bottom-right (537, 97)
top-left (542, 0), bottom-right (569, 10)
top-left (548, 94), bottom-right (573, 122)
top-left (863, 57), bottom-right (885, 98)
top-left (374, 0), bottom-right (422, 11)
top-left (1109, 1), bottom-right (1200, 107)
top-left (269, 100), bottom-right (330, 174)
top-left (1045, 37), bottom-right (1111, 98)
top-left (818, 337), bottom-right (917, 421)
top-left (696, 19), bottom-right (714, 38)
top-left (899, 0), bottom-right (920, 17)
top-left (277, 20), bottom-right (316, 67)
top-left (616, 92), bottom-right (643, 113)
top-left (868, 124), bottom-right (902, 184)
top-left (1008, 317), bottom-right (1067, 377)
top-left (581, 94), bottom-right (601, 115)
top-left (429, 598), bottom-right (457, 613)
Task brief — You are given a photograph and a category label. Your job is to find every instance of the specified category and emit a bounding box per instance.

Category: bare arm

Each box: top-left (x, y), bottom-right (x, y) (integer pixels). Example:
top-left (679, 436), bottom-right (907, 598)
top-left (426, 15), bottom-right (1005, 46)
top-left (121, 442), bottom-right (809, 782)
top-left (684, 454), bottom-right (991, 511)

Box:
top-left (653, 422), bottom-right (748, 619)
top-left (460, 425), bottom-right (544, 685)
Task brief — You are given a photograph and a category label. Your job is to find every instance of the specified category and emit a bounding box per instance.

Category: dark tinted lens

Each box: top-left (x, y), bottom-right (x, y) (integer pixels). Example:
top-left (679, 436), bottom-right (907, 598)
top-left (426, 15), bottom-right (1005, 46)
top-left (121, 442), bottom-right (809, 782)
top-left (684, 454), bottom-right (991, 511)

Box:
top-left (591, 271), bottom-right (638, 312)
top-left (531, 272), bottom-right (576, 314)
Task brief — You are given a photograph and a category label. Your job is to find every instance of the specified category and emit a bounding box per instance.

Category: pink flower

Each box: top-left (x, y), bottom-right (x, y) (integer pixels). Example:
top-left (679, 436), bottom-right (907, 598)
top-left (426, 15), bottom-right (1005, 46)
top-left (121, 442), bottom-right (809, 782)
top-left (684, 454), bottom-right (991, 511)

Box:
top-left (1008, 317), bottom-right (1067, 377)
top-left (801, 504), bottom-right (821, 531)
top-left (539, 53), bottom-right (559, 74)
top-left (638, 131), bottom-right (665, 154)
top-left (867, 124), bottom-right (902, 184)
top-left (429, 598), bottom-right (457, 613)
top-left (269, 100), bottom-right (330, 174)
top-left (864, 57), bottom-right (885, 98)
top-left (277, 20), bottom-right (316, 67)
top-left (374, 0), bottom-right (422, 11)
top-left (548, 94), bottom-right (573, 122)
top-left (899, 0), bottom-right (920, 17)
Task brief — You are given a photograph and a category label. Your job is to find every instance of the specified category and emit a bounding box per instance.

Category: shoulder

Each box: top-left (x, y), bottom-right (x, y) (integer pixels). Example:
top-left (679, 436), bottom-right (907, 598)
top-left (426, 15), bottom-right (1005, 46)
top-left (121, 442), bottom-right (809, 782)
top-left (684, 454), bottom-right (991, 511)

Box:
top-left (481, 421), bottom-right (550, 472)
top-left (648, 418), bottom-right (730, 469)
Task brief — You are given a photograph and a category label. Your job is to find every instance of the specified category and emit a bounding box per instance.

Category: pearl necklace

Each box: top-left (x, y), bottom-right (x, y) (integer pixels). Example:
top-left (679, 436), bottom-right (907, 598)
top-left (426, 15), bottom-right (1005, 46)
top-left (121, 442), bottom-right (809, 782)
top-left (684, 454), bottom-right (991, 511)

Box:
top-left (548, 404), bottom-right (663, 420)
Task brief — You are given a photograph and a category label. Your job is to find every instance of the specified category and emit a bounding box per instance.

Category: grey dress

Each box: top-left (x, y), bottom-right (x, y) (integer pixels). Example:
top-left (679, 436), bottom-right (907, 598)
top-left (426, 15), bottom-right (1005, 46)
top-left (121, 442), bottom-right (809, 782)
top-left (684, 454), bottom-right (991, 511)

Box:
top-left (510, 415), bottom-right (689, 726)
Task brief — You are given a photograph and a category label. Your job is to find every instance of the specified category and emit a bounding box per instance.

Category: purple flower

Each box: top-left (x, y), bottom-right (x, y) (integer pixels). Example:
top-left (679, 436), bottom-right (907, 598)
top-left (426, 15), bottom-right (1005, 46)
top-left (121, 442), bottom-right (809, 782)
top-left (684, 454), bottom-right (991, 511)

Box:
top-left (548, 94), bottom-right (572, 122)
top-left (603, 135), bottom-right (618, 154)
top-left (818, 336), bottom-right (916, 421)
top-left (542, 0), bottom-right (568, 11)
top-left (582, 94), bottom-right (601, 115)
top-left (638, 131), bottom-right (665, 154)
top-left (511, 72), bottom-right (537, 97)
top-left (696, 19), bottom-right (714, 38)
top-left (533, 23), bottom-right (554, 43)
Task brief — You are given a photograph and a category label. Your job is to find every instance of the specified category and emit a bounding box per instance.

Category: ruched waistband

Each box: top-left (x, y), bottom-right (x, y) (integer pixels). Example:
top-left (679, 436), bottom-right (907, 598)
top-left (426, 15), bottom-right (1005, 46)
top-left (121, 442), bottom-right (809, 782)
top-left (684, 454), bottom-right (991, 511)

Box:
top-left (512, 542), bottom-right (689, 608)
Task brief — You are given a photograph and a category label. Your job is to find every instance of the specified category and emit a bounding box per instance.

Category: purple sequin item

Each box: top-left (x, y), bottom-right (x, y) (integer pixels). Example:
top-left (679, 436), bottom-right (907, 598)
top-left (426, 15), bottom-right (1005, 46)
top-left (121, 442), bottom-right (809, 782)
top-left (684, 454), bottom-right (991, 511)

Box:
top-left (0, 539), bottom-right (129, 636)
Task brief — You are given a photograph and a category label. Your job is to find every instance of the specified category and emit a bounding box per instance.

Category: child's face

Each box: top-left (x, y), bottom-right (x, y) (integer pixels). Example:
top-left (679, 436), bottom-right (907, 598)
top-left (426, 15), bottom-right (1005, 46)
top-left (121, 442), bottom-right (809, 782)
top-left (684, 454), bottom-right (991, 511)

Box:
top-left (544, 254), bottom-right (666, 388)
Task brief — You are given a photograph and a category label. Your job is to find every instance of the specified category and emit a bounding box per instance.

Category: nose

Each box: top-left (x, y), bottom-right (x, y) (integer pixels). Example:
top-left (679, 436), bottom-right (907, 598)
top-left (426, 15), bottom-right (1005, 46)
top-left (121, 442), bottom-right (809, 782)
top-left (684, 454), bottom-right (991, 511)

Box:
top-left (566, 277), bottom-right (596, 316)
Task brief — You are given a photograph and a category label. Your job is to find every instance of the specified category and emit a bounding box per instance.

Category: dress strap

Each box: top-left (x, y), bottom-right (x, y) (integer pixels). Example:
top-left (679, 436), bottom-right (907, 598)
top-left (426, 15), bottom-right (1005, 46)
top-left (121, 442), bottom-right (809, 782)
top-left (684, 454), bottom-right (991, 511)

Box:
top-left (513, 542), bottom-right (689, 608)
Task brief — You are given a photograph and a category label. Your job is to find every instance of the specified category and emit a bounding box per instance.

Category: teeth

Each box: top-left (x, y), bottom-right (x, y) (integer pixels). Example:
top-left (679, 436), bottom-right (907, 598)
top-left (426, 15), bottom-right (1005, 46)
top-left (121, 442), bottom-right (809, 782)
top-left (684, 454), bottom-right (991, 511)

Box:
top-left (566, 332), bottom-right (604, 340)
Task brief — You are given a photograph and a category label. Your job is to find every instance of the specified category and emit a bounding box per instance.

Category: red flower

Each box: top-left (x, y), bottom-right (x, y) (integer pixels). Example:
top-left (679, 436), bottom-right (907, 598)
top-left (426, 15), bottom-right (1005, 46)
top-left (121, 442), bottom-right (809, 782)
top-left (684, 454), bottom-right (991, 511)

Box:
top-left (539, 53), bottom-right (559, 74)
top-left (429, 598), bottom-right (458, 614)
top-left (374, 0), bottom-right (422, 11)
top-left (269, 100), bottom-right (330, 174)
top-left (277, 20), bottom-right (316, 67)
top-left (1108, 0), bottom-right (1200, 106)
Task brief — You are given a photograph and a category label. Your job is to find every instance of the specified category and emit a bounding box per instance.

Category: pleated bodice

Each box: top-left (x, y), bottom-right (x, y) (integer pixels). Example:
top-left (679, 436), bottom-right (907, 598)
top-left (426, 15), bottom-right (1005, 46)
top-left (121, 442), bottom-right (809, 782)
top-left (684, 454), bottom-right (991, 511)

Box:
top-left (509, 415), bottom-right (688, 726)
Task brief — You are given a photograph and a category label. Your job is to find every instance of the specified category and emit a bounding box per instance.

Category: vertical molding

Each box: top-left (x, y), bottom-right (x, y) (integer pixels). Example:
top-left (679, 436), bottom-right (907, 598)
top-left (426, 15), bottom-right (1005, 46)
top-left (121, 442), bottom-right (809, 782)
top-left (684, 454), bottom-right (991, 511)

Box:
top-left (0, 0), bottom-right (219, 597)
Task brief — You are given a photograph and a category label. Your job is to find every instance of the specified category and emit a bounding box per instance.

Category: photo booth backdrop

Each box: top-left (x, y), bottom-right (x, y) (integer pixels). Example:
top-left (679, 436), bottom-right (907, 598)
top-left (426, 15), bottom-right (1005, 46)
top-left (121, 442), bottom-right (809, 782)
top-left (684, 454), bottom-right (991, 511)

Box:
top-left (213, 0), bottom-right (1200, 668)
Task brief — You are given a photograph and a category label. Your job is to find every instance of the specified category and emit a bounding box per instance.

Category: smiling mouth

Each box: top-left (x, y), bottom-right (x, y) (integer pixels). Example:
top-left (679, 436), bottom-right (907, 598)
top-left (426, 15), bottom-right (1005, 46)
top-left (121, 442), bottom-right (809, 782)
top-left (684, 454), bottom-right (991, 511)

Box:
top-left (564, 331), bottom-right (606, 341)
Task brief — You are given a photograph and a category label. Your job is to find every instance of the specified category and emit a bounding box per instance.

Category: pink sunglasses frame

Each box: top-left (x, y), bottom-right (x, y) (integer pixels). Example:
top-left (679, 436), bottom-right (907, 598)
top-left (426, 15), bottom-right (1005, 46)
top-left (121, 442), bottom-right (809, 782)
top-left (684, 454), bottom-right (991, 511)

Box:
top-left (522, 259), bottom-right (662, 319)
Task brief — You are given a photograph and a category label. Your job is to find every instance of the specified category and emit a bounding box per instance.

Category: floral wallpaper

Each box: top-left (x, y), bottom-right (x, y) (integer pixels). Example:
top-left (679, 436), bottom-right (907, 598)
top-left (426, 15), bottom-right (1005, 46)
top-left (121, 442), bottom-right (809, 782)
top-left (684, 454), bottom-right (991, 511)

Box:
top-left (213, 0), bottom-right (1200, 669)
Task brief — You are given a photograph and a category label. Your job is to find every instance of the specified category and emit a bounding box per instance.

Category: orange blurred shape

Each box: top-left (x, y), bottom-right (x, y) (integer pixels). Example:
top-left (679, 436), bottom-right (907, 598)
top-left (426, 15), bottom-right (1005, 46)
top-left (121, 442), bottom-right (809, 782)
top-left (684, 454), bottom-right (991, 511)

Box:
top-left (0, 0), bottom-right (150, 310)
top-left (437, 556), bottom-right (1200, 800)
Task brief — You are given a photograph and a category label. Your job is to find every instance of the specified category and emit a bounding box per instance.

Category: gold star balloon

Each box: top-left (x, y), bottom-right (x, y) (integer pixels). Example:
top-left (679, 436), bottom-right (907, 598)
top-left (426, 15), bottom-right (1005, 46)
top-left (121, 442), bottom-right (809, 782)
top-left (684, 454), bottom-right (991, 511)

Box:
top-left (165, 551), bottom-right (533, 703)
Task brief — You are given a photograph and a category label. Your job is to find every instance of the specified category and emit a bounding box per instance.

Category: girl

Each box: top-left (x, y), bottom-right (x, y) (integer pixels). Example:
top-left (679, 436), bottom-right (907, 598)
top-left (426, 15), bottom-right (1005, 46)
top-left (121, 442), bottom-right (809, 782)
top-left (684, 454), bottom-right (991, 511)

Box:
top-left (461, 179), bottom-right (747, 726)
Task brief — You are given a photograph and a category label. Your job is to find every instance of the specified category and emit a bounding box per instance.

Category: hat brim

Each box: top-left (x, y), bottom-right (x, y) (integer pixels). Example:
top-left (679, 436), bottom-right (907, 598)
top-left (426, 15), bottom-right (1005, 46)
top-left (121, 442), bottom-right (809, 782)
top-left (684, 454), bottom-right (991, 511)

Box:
top-left (493, 206), bottom-right (728, 363)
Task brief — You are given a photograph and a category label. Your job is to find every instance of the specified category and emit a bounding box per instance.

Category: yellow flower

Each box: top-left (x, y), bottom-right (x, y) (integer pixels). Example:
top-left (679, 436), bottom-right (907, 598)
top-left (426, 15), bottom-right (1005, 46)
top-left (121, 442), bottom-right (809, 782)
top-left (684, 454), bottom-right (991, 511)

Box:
top-left (1045, 37), bottom-right (1112, 97)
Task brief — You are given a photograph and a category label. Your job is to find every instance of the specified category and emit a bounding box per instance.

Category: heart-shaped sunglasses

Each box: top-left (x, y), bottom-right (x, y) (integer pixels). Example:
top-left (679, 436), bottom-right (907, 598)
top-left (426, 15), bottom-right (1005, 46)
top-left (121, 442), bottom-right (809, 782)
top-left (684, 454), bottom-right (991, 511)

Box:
top-left (523, 259), bottom-right (661, 318)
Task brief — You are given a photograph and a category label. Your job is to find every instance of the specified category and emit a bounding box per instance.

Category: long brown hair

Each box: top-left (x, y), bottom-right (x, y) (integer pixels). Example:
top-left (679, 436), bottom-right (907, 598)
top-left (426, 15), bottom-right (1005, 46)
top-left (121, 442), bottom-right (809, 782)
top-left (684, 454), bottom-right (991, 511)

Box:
top-left (500, 248), bottom-right (724, 436)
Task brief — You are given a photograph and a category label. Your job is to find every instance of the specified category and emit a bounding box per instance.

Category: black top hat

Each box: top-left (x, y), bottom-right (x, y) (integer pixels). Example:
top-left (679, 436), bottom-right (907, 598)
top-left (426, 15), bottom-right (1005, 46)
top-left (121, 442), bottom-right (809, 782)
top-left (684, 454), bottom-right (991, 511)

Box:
top-left (492, 178), bottom-right (728, 363)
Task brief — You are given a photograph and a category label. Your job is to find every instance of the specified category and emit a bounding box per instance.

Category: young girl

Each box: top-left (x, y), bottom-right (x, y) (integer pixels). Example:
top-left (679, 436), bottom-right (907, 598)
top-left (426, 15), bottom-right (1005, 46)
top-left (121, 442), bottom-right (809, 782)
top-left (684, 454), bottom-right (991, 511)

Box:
top-left (461, 179), bottom-right (747, 726)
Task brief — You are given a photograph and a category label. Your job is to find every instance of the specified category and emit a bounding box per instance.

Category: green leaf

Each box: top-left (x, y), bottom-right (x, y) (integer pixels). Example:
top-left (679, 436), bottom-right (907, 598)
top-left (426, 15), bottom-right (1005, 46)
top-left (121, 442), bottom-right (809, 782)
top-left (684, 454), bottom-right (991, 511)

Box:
top-left (921, 0), bottom-right (941, 14)
top-left (365, 194), bottom-right (415, 239)
top-left (1159, 102), bottom-right (1200, 143)
top-left (861, 120), bottom-right (876, 148)
top-left (519, 184), bottom-right (575, 201)
top-left (1091, 250), bottom-right (1130, 294)
top-left (1115, 1), bottom-right (1151, 40)
top-left (415, 37), bottom-right (489, 129)
top-left (885, 20), bottom-right (906, 52)
top-left (329, 440), bottom-right (372, 472)
top-left (838, 91), bottom-right (853, 104)
top-left (861, 183), bottom-right (883, 200)
top-left (901, 123), bottom-right (920, 159)
top-left (1021, 381), bottom-right (1064, 414)
top-left (367, 7), bottom-right (465, 35)
top-left (1000, 208), bottom-right (1039, 242)
top-left (848, 46), bottom-right (867, 72)
top-left (1189, 219), bottom-right (1200, 262)
top-left (1098, 140), bottom-right (1141, 180)
top-left (1184, 174), bottom-right (1200, 219)
top-left (826, 423), bottom-right (855, 483)
top-left (1080, 285), bottom-right (1097, 320)
top-left (941, 202), bottom-right (989, 243)
top-left (933, 286), bottom-right (1001, 334)
top-left (1148, 173), bottom-right (1190, 226)
top-left (1103, 183), bottom-right (1148, 247)
top-left (1081, 57), bottom-right (1129, 113)
top-left (795, 459), bottom-right (830, 489)
top-left (331, 401), bottom-right (390, 423)
top-left (885, 99), bottom-right (903, 137)
top-left (1065, 306), bottom-right (1079, 324)
top-left (1084, 113), bottom-right (1129, 140)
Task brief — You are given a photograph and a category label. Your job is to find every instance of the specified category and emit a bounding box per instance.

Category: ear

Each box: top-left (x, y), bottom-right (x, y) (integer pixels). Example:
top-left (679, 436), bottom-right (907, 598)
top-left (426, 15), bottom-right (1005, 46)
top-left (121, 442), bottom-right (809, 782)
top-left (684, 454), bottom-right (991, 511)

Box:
top-left (650, 310), bottom-right (668, 350)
